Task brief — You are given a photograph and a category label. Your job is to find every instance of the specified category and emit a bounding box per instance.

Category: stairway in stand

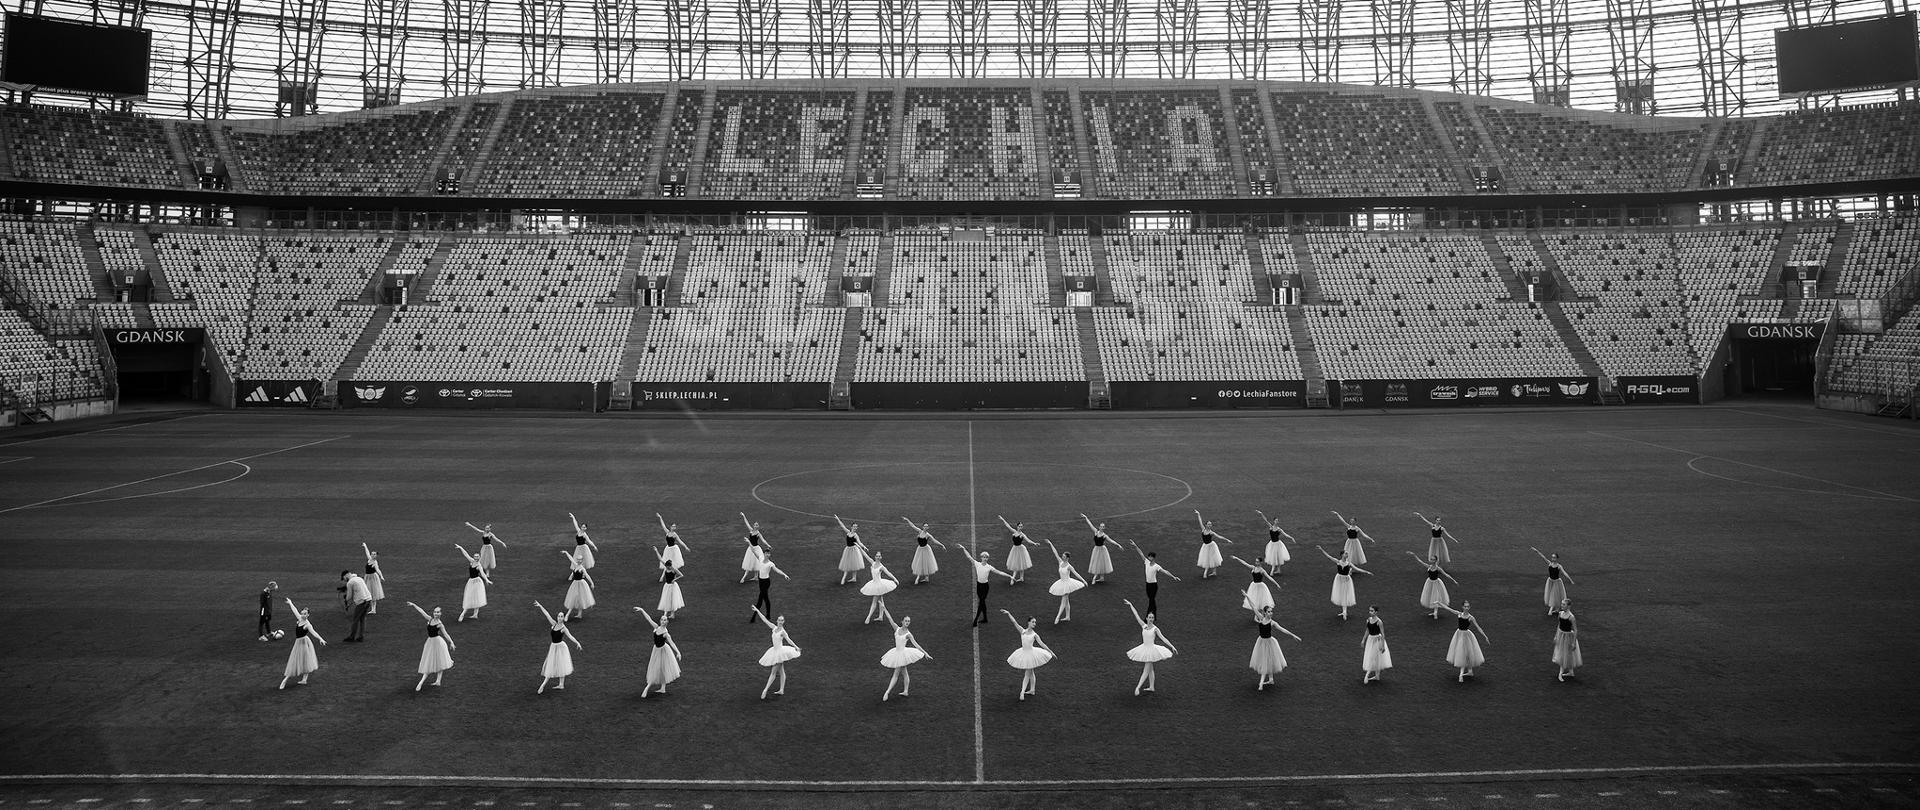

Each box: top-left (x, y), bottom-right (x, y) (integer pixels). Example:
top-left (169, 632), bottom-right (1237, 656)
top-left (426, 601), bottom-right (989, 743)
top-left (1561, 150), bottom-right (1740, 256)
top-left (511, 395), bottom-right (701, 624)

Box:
top-left (1244, 230), bottom-right (1275, 306)
top-left (824, 232), bottom-right (850, 307)
top-left (829, 309), bottom-right (864, 410)
top-left (1074, 308), bottom-right (1110, 409)
top-left (334, 307), bottom-right (395, 382)
top-left (1539, 300), bottom-right (1606, 382)
top-left (1282, 306), bottom-right (1330, 407)
top-left (1479, 232), bottom-right (1533, 301)
top-left (1287, 228), bottom-right (1326, 304)
top-left (411, 237), bottom-right (457, 302)
top-left (614, 307), bottom-right (655, 382)
top-left (1043, 232), bottom-right (1068, 307)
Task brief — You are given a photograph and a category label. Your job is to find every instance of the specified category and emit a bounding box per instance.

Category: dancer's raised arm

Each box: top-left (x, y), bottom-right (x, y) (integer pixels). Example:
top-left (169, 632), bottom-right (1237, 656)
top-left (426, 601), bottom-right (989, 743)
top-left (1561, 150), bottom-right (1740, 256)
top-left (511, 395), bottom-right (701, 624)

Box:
top-left (466, 522), bottom-right (506, 546)
top-left (634, 606), bottom-right (661, 630)
top-left (998, 609), bottom-right (1025, 631)
top-left (533, 600), bottom-right (556, 626)
top-left (1122, 598), bottom-right (1148, 627)
top-left (1316, 545), bottom-right (1343, 563)
top-left (1044, 538), bottom-right (1064, 563)
top-left (750, 605), bottom-right (777, 630)
top-left (1082, 513), bottom-right (1100, 533)
top-left (1231, 555), bottom-right (1280, 587)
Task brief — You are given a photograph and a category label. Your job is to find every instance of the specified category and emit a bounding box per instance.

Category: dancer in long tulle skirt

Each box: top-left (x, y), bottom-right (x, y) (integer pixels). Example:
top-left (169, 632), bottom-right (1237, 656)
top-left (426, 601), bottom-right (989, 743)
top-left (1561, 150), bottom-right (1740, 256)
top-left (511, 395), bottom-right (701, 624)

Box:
top-left (1403, 551), bottom-right (1460, 619)
top-left (878, 609), bottom-right (931, 701)
top-left (633, 607), bottom-right (683, 697)
top-left (654, 550), bottom-right (686, 620)
top-left (1229, 555), bottom-right (1282, 619)
top-left (1361, 606), bottom-right (1392, 684)
top-left (1000, 610), bottom-right (1056, 701)
top-left (1316, 546), bottom-right (1374, 619)
top-left (452, 543), bottom-right (496, 621)
top-left (902, 518), bottom-right (947, 584)
top-left (559, 550), bottom-right (597, 619)
top-left (278, 598), bottom-right (327, 690)
top-left (1533, 548), bottom-right (1576, 615)
top-left (750, 606), bottom-right (801, 699)
top-left (1122, 599), bottom-right (1178, 695)
top-left (1552, 599), bottom-right (1582, 681)
top-left (534, 601), bottom-right (583, 694)
top-left (1248, 605), bottom-right (1302, 691)
top-left (1080, 514), bottom-right (1117, 584)
top-left (833, 515), bottom-right (869, 585)
top-left (739, 513), bottom-right (772, 584)
top-left (1437, 601), bottom-right (1489, 682)
top-left (998, 516), bottom-right (1035, 583)
top-left (1193, 510), bottom-right (1234, 578)
top-left (404, 601), bottom-right (455, 691)
top-left (568, 513), bottom-right (599, 570)
top-left (856, 547), bottom-right (900, 624)
top-left (1042, 539), bottom-right (1089, 623)
top-left (657, 514), bottom-right (691, 581)
top-left (1414, 512), bottom-right (1462, 564)
top-left (1254, 510), bottom-right (1295, 572)
top-left (465, 522), bottom-right (507, 572)
top-left (1331, 511), bottom-right (1376, 566)
top-left (360, 543), bottom-right (389, 614)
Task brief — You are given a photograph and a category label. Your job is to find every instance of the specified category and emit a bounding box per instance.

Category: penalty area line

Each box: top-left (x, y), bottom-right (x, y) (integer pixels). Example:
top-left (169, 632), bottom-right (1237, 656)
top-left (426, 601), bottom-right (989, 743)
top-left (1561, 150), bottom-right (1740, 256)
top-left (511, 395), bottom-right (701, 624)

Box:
top-left (0, 435), bottom-right (347, 515)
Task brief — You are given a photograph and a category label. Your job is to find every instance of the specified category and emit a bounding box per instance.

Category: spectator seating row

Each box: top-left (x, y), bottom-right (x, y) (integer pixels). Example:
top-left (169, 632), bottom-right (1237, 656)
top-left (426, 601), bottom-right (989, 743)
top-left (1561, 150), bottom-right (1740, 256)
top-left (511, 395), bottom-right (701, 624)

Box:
top-left (1477, 106), bottom-right (1701, 193)
top-left (858, 229), bottom-right (1081, 381)
top-left (1304, 230), bottom-right (1508, 306)
top-left (475, 93), bottom-right (666, 197)
top-left (1082, 90), bottom-right (1236, 198)
top-left (677, 230), bottom-right (834, 305)
top-left (1308, 302), bottom-right (1582, 379)
top-left (1749, 103), bottom-right (1920, 186)
top-left (702, 91), bottom-right (854, 200)
top-left (225, 107), bottom-right (454, 195)
top-left (0, 104), bottom-right (177, 188)
top-left (1104, 229), bottom-right (1257, 305)
top-left (1273, 92), bottom-right (1457, 196)
top-left (0, 219), bottom-right (97, 310)
top-left (1836, 213), bottom-right (1920, 299)
top-left (637, 304), bottom-right (841, 383)
top-left (897, 89), bottom-right (1044, 200)
top-left (1828, 308), bottom-right (1920, 396)
top-left (0, 308), bottom-right (107, 402)
top-left (1095, 304), bottom-right (1303, 381)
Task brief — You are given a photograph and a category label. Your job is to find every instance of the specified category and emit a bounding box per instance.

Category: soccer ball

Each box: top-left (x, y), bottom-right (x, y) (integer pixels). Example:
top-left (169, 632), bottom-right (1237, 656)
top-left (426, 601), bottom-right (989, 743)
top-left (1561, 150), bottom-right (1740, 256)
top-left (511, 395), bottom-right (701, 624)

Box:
top-left (272, 630), bottom-right (285, 640)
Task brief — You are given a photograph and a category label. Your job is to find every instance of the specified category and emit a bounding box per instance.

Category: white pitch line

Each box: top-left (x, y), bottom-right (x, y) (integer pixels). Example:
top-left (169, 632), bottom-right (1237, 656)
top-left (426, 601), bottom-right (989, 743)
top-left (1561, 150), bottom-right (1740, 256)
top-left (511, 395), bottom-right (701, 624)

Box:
top-left (968, 420), bottom-right (984, 786)
top-left (4, 763), bottom-right (1911, 789)
top-left (1590, 431), bottom-right (1917, 502)
top-left (0, 413), bottom-right (210, 449)
top-left (0, 436), bottom-right (346, 515)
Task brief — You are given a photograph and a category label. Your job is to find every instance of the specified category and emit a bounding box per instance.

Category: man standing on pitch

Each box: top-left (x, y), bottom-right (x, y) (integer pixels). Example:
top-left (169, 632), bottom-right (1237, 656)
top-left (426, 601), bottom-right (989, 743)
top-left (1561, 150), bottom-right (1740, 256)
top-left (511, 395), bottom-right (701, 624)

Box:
top-left (341, 570), bottom-right (373, 642)
top-left (257, 581), bottom-right (279, 640)
top-left (1127, 539), bottom-right (1181, 617)
top-left (953, 540), bottom-right (1014, 626)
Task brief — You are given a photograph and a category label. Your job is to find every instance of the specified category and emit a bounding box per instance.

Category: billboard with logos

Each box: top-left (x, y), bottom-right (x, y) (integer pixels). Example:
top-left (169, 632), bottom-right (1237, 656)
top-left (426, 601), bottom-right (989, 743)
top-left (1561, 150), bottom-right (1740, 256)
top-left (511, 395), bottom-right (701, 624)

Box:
top-left (343, 382), bottom-right (601, 410)
top-left (236, 379), bottom-right (321, 407)
top-left (1109, 381), bottom-right (1307, 408)
top-left (1334, 378), bottom-right (1598, 408)
top-left (631, 383), bottom-right (830, 410)
top-left (1616, 376), bottom-right (1702, 404)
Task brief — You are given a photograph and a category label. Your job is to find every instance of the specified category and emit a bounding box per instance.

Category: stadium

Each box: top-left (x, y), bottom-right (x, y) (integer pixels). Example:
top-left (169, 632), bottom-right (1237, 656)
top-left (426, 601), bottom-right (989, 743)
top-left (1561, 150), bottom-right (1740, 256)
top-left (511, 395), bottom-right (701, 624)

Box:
top-left (1, 0), bottom-right (1919, 808)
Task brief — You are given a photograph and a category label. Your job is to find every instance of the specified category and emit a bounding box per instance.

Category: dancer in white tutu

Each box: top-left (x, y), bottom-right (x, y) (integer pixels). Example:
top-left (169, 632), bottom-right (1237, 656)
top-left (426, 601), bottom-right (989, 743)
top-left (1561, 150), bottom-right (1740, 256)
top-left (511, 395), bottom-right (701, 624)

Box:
top-left (654, 550), bottom-right (686, 620)
top-left (998, 516), bottom-right (1034, 583)
top-left (739, 513), bottom-right (772, 583)
top-left (1080, 514), bottom-right (1117, 584)
top-left (1254, 510), bottom-right (1295, 572)
top-left (1042, 539), bottom-right (1089, 624)
top-left (1437, 601), bottom-right (1489, 682)
top-left (1415, 512), bottom-right (1462, 564)
top-left (878, 609), bottom-right (931, 701)
top-left (657, 514), bottom-right (690, 580)
top-left (404, 601), bottom-right (455, 691)
top-left (360, 543), bottom-right (389, 614)
top-left (452, 543), bottom-right (496, 621)
top-left (559, 550), bottom-right (597, 620)
top-left (633, 607), bottom-right (683, 698)
top-left (1122, 599), bottom-right (1178, 695)
top-left (277, 598), bottom-right (326, 690)
top-left (465, 523), bottom-right (506, 572)
top-left (834, 515), bottom-right (869, 585)
top-left (750, 606), bottom-right (802, 699)
top-left (1193, 510), bottom-right (1233, 578)
top-left (1331, 511), bottom-right (1376, 565)
top-left (1403, 551), bottom-right (1459, 619)
top-left (1361, 606), bottom-right (1392, 684)
top-left (1126, 539), bottom-right (1182, 618)
top-left (568, 513), bottom-right (599, 570)
top-left (856, 547), bottom-right (900, 624)
top-left (1316, 546), bottom-right (1373, 620)
top-left (1249, 605), bottom-right (1302, 691)
top-left (1000, 610), bottom-right (1056, 701)
top-left (1533, 548), bottom-right (1575, 615)
top-left (1228, 555), bottom-right (1282, 619)
top-left (902, 518), bottom-right (947, 584)
top-left (1552, 599), bottom-right (1582, 681)
top-left (533, 600), bottom-right (583, 694)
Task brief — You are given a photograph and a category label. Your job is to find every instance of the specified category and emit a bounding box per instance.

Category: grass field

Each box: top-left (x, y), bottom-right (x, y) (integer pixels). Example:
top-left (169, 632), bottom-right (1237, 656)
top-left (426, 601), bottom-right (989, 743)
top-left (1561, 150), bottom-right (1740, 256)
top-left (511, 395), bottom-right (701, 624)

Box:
top-left (1, 404), bottom-right (1916, 807)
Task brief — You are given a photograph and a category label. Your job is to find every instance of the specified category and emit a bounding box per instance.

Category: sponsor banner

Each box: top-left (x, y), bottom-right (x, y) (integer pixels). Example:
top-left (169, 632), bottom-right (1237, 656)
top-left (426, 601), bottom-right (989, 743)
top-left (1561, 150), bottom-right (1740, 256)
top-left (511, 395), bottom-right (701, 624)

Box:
top-left (632, 383), bottom-right (830, 410)
top-left (1335, 378), bottom-right (1598, 408)
top-left (237, 379), bottom-right (320, 407)
top-left (344, 381), bottom-right (598, 410)
top-left (1616, 375), bottom-right (1701, 404)
top-left (1109, 381), bottom-right (1307, 409)
top-left (1728, 322), bottom-right (1824, 341)
top-left (108, 328), bottom-right (204, 345)
top-left (851, 382), bottom-right (1087, 410)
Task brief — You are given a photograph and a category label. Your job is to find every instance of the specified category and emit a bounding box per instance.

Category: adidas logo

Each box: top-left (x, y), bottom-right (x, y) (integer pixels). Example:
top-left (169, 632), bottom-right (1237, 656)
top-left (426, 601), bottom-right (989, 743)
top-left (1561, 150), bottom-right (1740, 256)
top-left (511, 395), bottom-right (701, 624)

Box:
top-left (245, 387), bottom-right (270, 402)
top-left (286, 387), bottom-right (310, 403)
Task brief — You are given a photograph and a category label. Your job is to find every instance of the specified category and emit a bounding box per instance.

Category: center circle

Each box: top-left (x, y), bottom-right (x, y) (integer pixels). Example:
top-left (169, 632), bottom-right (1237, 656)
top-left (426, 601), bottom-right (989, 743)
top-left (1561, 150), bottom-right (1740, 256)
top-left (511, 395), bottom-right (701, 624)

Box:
top-left (751, 461), bottom-right (1193, 529)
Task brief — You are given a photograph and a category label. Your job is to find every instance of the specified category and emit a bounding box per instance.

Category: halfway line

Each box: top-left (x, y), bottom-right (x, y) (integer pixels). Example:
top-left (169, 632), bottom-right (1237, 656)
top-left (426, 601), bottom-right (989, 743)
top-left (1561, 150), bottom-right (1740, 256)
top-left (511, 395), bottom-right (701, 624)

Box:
top-left (0, 436), bottom-right (348, 515)
top-left (968, 420), bottom-right (984, 785)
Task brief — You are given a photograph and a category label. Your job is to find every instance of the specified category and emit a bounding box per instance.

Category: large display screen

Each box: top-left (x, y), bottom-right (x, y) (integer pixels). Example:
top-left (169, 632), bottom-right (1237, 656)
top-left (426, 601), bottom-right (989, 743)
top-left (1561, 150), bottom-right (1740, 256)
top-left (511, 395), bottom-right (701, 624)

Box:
top-left (1, 14), bottom-right (151, 97)
top-left (1776, 13), bottom-right (1919, 95)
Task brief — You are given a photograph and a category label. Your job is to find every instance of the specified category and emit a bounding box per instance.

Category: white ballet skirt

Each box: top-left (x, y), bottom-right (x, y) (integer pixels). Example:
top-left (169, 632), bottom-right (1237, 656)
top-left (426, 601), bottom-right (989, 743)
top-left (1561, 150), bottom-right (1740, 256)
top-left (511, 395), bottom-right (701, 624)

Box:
top-left (462, 574), bottom-right (488, 611)
top-left (365, 570), bottom-right (384, 600)
top-left (1264, 538), bottom-right (1291, 567)
top-left (564, 577), bottom-right (596, 611)
top-left (1249, 629), bottom-right (1287, 676)
top-left (418, 630), bottom-right (453, 674)
top-left (1427, 533), bottom-right (1451, 564)
top-left (741, 541), bottom-right (764, 573)
top-left (1330, 571), bottom-right (1356, 607)
top-left (1553, 624), bottom-right (1582, 669)
top-left (880, 629), bottom-right (926, 669)
top-left (758, 629), bottom-right (801, 667)
top-left (542, 639), bottom-right (574, 678)
top-left (573, 540), bottom-right (595, 570)
top-left (1363, 634), bottom-right (1392, 672)
top-left (911, 540), bottom-right (940, 577)
top-left (478, 541), bottom-right (498, 570)
top-left (1447, 627), bottom-right (1486, 669)
top-left (1342, 533), bottom-right (1368, 565)
top-left (661, 541), bottom-right (684, 569)
top-left (1087, 540), bottom-right (1115, 576)
top-left (657, 581), bottom-right (685, 613)
top-left (1196, 537), bottom-right (1223, 569)
top-left (1543, 570), bottom-right (1568, 610)
top-left (646, 630), bottom-right (680, 686)
top-left (283, 626), bottom-right (319, 678)
top-left (1006, 541), bottom-right (1033, 572)
top-left (1006, 629), bottom-right (1053, 670)
top-left (838, 539), bottom-right (866, 573)
top-left (1419, 575), bottom-right (1450, 609)
top-left (1049, 564), bottom-right (1085, 596)
top-left (1126, 626), bottom-right (1174, 663)
top-left (860, 563), bottom-right (897, 596)
top-left (1243, 578), bottom-right (1274, 612)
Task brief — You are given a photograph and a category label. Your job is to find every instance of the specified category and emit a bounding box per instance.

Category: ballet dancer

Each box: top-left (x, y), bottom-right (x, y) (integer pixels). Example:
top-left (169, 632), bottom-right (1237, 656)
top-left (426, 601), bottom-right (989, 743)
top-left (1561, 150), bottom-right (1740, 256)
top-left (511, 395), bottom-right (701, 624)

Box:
top-left (878, 609), bottom-right (931, 701)
top-left (404, 601), bottom-right (454, 691)
top-left (1533, 548), bottom-right (1575, 615)
top-left (657, 514), bottom-right (690, 581)
top-left (1249, 605), bottom-right (1303, 691)
top-left (1415, 512), bottom-right (1462, 564)
top-left (1228, 554), bottom-right (1282, 619)
top-left (1127, 539), bottom-right (1182, 617)
top-left (1042, 539), bottom-right (1089, 623)
top-left (1316, 546), bottom-right (1373, 619)
top-left (739, 513), bottom-right (771, 584)
top-left (1194, 510), bottom-right (1234, 578)
top-left (465, 522), bottom-right (506, 572)
top-left (1361, 606), bottom-right (1392, 684)
top-left (1254, 510), bottom-right (1295, 573)
top-left (857, 547), bottom-right (901, 624)
top-left (452, 543), bottom-right (496, 621)
top-left (360, 543), bottom-right (388, 614)
top-left (1552, 598), bottom-right (1582, 681)
top-left (1404, 551), bottom-right (1460, 618)
top-left (1331, 511), bottom-right (1376, 565)
top-left (559, 550), bottom-right (597, 620)
top-left (633, 607), bottom-right (682, 698)
top-left (902, 518), bottom-right (947, 584)
top-left (1122, 599), bottom-right (1178, 695)
top-left (748, 552), bottom-right (791, 622)
top-left (1001, 610), bottom-right (1056, 700)
top-left (1080, 514), bottom-right (1116, 584)
top-left (654, 551), bottom-right (686, 620)
top-left (278, 598), bottom-right (326, 690)
top-left (750, 606), bottom-right (802, 699)
top-left (998, 516), bottom-right (1034, 583)
top-left (534, 600), bottom-right (583, 694)
top-left (1437, 601), bottom-right (1489, 682)
top-left (954, 540), bottom-right (1014, 626)
top-left (568, 512), bottom-right (598, 569)
top-left (834, 515), bottom-right (868, 585)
